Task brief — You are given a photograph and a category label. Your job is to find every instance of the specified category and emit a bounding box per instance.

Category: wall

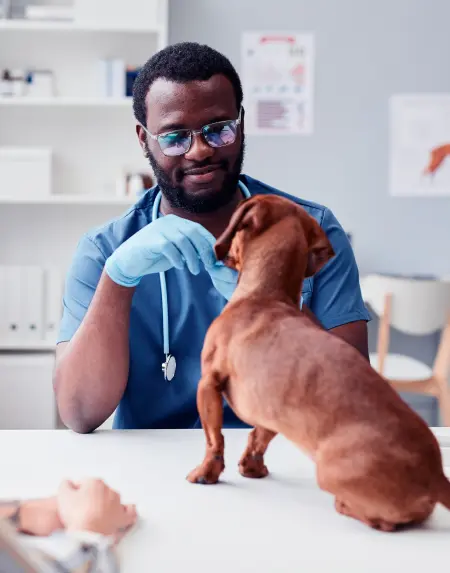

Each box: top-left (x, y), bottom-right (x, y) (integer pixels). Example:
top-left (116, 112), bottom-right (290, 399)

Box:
top-left (170, 0), bottom-right (450, 278)
top-left (170, 0), bottom-right (450, 425)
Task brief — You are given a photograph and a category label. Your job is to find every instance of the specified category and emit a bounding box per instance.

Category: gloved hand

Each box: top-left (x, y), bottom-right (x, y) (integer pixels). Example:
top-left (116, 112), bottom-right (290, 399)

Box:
top-left (205, 261), bottom-right (238, 301)
top-left (105, 214), bottom-right (217, 287)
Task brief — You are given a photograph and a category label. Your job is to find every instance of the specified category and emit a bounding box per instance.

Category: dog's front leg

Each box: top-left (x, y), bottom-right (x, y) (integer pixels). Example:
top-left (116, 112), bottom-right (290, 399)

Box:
top-left (186, 372), bottom-right (226, 485)
top-left (238, 427), bottom-right (277, 478)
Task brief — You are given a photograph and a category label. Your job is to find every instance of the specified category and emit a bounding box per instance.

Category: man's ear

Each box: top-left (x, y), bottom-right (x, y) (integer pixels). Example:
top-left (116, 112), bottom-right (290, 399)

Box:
top-left (214, 198), bottom-right (262, 261)
top-left (305, 222), bottom-right (335, 278)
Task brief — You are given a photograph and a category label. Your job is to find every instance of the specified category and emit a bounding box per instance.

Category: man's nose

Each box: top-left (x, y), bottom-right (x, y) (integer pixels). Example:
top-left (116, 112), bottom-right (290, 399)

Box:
top-left (184, 132), bottom-right (215, 162)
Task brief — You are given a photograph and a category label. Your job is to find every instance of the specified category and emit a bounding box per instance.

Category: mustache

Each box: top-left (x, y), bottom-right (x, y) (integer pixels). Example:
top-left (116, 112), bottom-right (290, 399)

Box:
top-left (173, 159), bottom-right (228, 184)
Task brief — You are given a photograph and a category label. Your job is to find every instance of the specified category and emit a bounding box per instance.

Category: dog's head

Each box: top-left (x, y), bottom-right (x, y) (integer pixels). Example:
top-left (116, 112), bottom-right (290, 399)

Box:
top-left (214, 194), bottom-right (335, 278)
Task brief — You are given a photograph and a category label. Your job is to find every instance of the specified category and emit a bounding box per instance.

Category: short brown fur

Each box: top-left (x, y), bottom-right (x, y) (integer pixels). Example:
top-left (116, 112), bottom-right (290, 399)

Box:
top-left (186, 194), bottom-right (450, 531)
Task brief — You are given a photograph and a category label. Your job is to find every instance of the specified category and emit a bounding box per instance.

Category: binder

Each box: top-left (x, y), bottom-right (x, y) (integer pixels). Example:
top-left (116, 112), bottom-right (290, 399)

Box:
top-left (21, 266), bottom-right (44, 341)
top-left (3, 266), bottom-right (22, 342)
top-left (0, 266), bottom-right (7, 341)
top-left (43, 267), bottom-right (63, 343)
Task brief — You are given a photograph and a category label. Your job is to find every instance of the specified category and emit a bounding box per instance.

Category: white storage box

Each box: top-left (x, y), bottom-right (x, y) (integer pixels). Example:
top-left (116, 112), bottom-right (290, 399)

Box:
top-left (74, 0), bottom-right (160, 29)
top-left (0, 354), bottom-right (56, 430)
top-left (0, 147), bottom-right (52, 199)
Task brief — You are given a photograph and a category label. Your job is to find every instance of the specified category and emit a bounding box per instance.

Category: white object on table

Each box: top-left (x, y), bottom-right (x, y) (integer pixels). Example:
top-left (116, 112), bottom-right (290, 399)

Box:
top-left (0, 429), bottom-right (449, 572)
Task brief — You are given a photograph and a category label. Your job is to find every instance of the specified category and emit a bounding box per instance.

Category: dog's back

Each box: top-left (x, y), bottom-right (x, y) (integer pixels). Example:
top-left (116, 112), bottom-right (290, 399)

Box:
top-left (190, 194), bottom-right (450, 529)
top-left (204, 294), bottom-right (449, 528)
top-left (204, 296), bottom-right (438, 461)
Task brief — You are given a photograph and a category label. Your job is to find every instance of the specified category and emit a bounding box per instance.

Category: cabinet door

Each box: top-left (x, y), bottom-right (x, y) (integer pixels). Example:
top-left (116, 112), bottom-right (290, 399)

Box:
top-left (0, 354), bottom-right (56, 430)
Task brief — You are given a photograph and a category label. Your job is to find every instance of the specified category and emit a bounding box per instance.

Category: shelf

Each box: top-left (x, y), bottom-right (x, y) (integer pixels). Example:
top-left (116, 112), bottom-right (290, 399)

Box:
top-left (0, 97), bottom-right (132, 107)
top-left (0, 340), bottom-right (56, 351)
top-left (0, 195), bottom-right (137, 205)
top-left (0, 19), bottom-right (160, 33)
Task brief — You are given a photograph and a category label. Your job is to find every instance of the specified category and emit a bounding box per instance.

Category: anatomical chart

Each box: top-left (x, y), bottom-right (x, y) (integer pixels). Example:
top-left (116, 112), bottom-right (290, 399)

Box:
top-left (242, 32), bottom-right (315, 135)
top-left (389, 94), bottom-right (450, 196)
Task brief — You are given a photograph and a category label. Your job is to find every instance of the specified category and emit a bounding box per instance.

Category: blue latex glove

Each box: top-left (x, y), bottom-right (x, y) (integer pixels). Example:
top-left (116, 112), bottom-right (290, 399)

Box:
top-left (105, 214), bottom-right (217, 287)
top-left (205, 260), bottom-right (238, 301)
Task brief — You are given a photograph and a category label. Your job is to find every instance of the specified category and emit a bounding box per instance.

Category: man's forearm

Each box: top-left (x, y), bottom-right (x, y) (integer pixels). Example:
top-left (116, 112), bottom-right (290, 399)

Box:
top-left (53, 272), bottom-right (135, 433)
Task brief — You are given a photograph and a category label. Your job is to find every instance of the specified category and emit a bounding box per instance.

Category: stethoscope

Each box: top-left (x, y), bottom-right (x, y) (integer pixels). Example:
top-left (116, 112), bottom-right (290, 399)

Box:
top-left (152, 179), bottom-right (252, 381)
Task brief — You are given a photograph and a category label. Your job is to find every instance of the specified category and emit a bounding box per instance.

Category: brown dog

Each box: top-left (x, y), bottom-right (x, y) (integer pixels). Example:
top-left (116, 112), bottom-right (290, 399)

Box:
top-left (186, 194), bottom-right (450, 531)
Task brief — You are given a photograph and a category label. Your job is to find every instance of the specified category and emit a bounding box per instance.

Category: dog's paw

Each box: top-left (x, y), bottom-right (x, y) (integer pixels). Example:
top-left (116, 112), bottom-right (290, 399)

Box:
top-left (238, 454), bottom-right (269, 479)
top-left (368, 519), bottom-right (398, 532)
top-left (186, 456), bottom-right (224, 485)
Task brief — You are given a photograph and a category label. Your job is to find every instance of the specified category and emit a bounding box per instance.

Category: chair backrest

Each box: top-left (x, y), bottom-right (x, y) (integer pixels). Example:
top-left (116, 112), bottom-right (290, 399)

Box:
top-left (360, 274), bottom-right (450, 336)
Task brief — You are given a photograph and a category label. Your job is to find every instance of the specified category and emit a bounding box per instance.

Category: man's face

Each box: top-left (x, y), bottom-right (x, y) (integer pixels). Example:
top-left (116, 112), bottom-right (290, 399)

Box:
top-left (137, 74), bottom-right (245, 214)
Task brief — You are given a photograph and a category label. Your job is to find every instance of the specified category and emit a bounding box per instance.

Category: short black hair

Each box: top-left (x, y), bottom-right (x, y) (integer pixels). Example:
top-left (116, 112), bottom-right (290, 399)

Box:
top-left (132, 42), bottom-right (243, 126)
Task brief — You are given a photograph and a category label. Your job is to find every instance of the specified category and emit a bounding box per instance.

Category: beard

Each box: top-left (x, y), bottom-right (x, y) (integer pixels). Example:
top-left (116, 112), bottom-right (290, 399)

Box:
top-left (144, 137), bottom-right (245, 214)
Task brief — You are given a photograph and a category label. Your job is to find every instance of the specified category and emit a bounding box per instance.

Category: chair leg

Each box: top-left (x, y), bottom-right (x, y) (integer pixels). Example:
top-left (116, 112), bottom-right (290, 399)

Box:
top-left (436, 376), bottom-right (450, 427)
top-left (432, 315), bottom-right (450, 426)
top-left (376, 293), bottom-right (392, 375)
top-left (433, 316), bottom-right (450, 381)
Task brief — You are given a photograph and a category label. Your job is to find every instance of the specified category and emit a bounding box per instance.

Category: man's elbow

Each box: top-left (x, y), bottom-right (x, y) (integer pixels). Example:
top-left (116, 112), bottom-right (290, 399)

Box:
top-left (56, 398), bottom-right (97, 434)
top-left (53, 374), bottom-right (96, 434)
top-left (64, 416), bottom-right (97, 434)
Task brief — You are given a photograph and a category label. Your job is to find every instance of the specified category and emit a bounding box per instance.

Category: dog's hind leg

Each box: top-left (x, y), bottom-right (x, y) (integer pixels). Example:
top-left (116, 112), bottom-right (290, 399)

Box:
top-left (335, 498), bottom-right (400, 531)
top-left (238, 427), bottom-right (277, 479)
top-left (186, 371), bottom-right (226, 485)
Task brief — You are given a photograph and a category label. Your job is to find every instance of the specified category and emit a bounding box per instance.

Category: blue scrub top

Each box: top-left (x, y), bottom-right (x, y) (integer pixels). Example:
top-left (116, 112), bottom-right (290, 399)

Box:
top-left (58, 174), bottom-right (371, 429)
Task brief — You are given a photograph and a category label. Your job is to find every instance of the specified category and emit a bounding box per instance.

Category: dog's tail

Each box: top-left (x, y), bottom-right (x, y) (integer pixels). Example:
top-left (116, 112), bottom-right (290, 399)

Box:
top-left (437, 473), bottom-right (450, 511)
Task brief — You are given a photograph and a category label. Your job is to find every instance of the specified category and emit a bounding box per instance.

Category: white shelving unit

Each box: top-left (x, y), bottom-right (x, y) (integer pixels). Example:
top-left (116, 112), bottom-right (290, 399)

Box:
top-left (0, 194), bottom-right (136, 205)
top-left (0, 96), bottom-right (132, 106)
top-left (0, 18), bottom-right (162, 33)
top-left (0, 1), bottom-right (168, 356)
top-left (0, 340), bottom-right (56, 351)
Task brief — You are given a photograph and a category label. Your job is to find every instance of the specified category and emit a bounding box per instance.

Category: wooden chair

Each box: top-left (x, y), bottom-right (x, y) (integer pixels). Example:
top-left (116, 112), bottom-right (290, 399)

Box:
top-left (360, 274), bottom-right (450, 426)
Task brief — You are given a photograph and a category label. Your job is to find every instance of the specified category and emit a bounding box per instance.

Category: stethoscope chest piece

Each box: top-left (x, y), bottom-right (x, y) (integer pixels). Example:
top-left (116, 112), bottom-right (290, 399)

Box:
top-left (162, 354), bottom-right (176, 382)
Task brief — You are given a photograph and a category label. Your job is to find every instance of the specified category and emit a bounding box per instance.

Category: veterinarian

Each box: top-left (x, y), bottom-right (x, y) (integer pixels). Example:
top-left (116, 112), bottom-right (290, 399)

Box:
top-left (54, 42), bottom-right (371, 432)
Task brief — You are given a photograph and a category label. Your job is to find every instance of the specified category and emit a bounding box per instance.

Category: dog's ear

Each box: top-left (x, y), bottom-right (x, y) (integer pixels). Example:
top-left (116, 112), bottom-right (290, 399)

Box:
top-left (304, 219), bottom-right (335, 278)
top-left (214, 198), bottom-right (263, 261)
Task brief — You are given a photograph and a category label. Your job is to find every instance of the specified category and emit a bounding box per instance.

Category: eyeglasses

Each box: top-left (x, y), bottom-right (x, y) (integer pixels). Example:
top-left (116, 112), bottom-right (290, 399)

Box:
top-left (139, 108), bottom-right (242, 157)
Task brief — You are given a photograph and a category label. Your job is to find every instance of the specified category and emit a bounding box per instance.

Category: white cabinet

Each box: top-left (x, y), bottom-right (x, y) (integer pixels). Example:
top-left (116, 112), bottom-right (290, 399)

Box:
top-left (0, 3), bottom-right (168, 203)
top-left (0, 354), bottom-right (56, 429)
top-left (0, 1), bottom-right (169, 353)
top-left (0, 2), bottom-right (168, 429)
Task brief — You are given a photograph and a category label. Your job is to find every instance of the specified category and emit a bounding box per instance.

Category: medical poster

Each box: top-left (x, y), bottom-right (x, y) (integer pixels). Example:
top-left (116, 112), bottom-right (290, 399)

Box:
top-left (242, 32), bottom-right (315, 135)
top-left (389, 94), bottom-right (450, 196)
